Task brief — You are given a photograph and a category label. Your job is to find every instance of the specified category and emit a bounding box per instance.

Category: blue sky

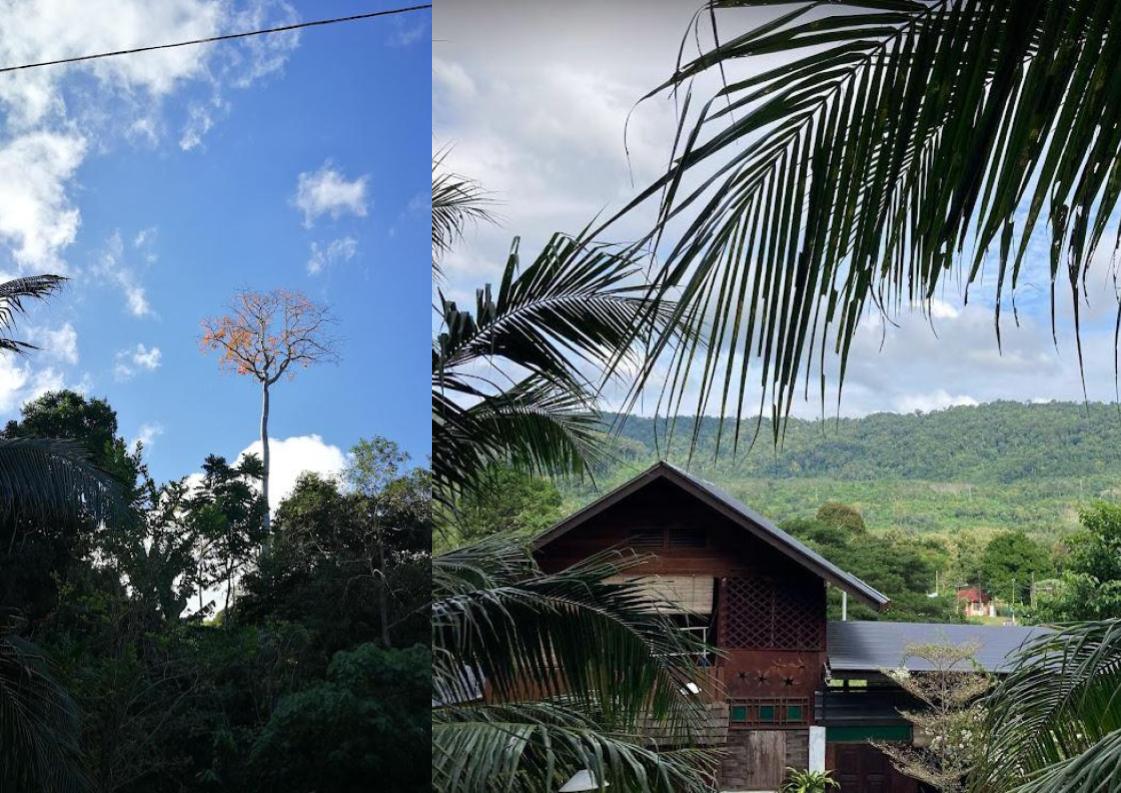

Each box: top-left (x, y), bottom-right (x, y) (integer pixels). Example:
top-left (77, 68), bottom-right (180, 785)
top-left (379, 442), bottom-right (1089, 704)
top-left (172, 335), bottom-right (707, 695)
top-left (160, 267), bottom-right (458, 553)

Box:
top-left (0, 0), bottom-right (430, 496)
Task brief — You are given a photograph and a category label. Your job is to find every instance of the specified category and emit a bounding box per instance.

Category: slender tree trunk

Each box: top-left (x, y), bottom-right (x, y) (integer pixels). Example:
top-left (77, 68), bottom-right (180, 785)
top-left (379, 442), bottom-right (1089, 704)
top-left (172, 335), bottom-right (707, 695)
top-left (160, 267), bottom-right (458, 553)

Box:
top-left (224, 565), bottom-right (232, 622)
top-left (378, 526), bottom-right (391, 647)
top-left (261, 382), bottom-right (271, 535)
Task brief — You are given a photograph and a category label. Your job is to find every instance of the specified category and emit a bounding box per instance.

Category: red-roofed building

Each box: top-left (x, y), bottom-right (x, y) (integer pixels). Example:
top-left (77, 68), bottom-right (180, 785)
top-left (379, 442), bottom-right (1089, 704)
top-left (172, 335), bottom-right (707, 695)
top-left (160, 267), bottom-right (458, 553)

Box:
top-left (956, 586), bottom-right (996, 618)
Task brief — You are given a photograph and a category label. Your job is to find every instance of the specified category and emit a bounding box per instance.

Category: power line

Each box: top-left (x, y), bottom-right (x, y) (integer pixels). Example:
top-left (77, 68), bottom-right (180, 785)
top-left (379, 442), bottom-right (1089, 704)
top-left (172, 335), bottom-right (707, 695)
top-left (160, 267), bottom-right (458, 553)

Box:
top-left (0, 4), bottom-right (432, 75)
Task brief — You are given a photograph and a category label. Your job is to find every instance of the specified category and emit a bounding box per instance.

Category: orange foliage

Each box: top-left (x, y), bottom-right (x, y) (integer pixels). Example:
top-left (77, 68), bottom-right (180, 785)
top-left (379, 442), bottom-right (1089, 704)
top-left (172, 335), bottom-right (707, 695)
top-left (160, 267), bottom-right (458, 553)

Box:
top-left (200, 289), bottom-right (336, 384)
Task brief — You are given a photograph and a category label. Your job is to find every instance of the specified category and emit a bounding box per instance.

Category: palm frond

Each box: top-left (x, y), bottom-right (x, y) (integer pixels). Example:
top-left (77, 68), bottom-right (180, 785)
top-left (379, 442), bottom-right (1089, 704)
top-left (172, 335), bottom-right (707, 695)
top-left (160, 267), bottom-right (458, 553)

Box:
top-left (433, 540), bottom-right (710, 733)
top-left (0, 438), bottom-right (124, 524)
top-left (0, 632), bottom-right (88, 793)
top-left (433, 376), bottom-right (607, 505)
top-left (0, 275), bottom-right (67, 352)
top-left (609, 0), bottom-right (1121, 453)
top-left (433, 230), bottom-right (676, 502)
top-left (433, 700), bottom-right (716, 793)
top-left (976, 619), bottom-right (1121, 791)
top-left (432, 539), bottom-right (717, 792)
top-left (436, 232), bottom-right (664, 394)
top-left (1004, 729), bottom-right (1121, 793)
top-left (433, 153), bottom-right (495, 279)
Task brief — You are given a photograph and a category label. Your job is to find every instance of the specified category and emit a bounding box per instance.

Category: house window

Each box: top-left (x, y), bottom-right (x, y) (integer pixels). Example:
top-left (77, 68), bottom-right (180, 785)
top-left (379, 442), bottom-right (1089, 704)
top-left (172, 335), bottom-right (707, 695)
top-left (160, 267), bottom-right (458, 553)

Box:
top-left (728, 698), bottom-right (808, 729)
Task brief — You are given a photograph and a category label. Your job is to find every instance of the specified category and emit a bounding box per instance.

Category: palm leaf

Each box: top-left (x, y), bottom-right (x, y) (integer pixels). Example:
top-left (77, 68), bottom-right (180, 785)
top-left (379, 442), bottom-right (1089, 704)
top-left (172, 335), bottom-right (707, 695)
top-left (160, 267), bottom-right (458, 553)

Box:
top-left (433, 700), bottom-right (716, 793)
top-left (0, 631), bottom-right (88, 793)
top-left (433, 230), bottom-right (676, 502)
top-left (432, 539), bottom-right (717, 792)
top-left (433, 153), bottom-right (495, 280)
top-left (0, 275), bottom-right (67, 353)
top-left (977, 619), bottom-right (1121, 791)
top-left (605, 0), bottom-right (1121, 455)
top-left (433, 540), bottom-right (709, 730)
top-left (433, 376), bottom-right (607, 506)
top-left (0, 438), bottom-right (123, 524)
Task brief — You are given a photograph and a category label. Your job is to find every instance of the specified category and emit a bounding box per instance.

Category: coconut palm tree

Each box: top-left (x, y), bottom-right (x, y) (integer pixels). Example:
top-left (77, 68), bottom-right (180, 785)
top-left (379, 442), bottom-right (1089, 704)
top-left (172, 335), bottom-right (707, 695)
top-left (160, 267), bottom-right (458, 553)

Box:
top-left (432, 539), bottom-right (716, 793)
top-left (0, 274), bottom-right (122, 793)
top-left (604, 0), bottom-right (1121, 453)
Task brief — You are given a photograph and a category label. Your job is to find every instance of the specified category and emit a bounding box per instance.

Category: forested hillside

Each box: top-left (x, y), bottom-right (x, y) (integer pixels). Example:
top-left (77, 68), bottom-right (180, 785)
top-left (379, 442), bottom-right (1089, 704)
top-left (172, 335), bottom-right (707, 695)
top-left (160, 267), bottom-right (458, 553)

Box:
top-left (569, 401), bottom-right (1121, 537)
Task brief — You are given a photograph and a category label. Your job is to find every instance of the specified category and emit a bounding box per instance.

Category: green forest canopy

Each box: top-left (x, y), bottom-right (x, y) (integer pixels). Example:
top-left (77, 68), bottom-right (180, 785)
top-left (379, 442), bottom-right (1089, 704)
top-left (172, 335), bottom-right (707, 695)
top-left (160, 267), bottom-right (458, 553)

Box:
top-left (569, 401), bottom-right (1121, 538)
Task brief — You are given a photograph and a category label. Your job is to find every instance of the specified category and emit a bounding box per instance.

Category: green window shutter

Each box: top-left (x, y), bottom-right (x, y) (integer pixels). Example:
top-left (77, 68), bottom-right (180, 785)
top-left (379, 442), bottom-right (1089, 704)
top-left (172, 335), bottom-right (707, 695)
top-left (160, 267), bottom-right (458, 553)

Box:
top-left (730, 705), bottom-right (748, 722)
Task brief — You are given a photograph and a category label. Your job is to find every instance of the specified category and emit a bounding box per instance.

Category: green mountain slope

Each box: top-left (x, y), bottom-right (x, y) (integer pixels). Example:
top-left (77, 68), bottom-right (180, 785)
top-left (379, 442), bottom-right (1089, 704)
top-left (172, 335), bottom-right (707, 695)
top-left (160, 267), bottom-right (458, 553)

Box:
top-left (569, 401), bottom-right (1121, 538)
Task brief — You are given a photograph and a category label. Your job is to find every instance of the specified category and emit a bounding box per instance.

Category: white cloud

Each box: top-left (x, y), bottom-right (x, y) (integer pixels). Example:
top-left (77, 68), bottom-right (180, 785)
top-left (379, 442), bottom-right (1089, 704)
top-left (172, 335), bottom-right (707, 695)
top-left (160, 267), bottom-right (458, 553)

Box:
top-left (237, 433), bottom-right (347, 510)
top-left (93, 231), bottom-right (155, 317)
top-left (179, 101), bottom-right (218, 151)
top-left (306, 236), bottom-right (358, 275)
top-left (0, 356), bottom-right (65, 415)
top-left (0, 132), bottom-right (86, 270)
top-left (895, 390), bottom-right (980, 414)
top-left (30, 322), bottom-right (79, 364)
top-left (114, 342), bottom-right (162, 380)
top-left (433, 57), bottom-right (477, 101)
top-left (293, 163), bottom-right (369, 227)
top-left (132, 226), bottom-right (157, 250)
top-left (0, 0), bottom-right (225, 130)
top-left (223, 0), bottom-right (300, 88)
top-left (388, 19), bottom-right (426, 48)
top-left (132, 421), bottom-right (164, 451)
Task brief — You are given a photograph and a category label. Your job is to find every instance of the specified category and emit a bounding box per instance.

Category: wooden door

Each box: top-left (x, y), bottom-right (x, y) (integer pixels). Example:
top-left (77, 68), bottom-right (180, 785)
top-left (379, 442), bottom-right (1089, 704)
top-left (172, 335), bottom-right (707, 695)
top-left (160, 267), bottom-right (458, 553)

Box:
top-left (722, 730), bottom-right (786, 790)
top-left (829, 743), bottom-right (919, 793)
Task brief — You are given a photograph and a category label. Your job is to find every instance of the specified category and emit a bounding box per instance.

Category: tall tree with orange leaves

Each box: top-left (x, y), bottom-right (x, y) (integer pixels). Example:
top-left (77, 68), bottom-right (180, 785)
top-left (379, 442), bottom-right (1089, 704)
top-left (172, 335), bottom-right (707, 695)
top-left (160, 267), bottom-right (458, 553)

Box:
top-left (201, 289), bottom-right (336, 534)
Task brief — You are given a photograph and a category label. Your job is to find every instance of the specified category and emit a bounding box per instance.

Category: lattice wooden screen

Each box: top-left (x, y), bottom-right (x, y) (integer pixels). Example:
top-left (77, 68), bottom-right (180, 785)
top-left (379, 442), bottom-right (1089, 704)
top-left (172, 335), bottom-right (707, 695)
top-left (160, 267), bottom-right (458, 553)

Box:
top-left (719, 576), bottom-right (824, 650)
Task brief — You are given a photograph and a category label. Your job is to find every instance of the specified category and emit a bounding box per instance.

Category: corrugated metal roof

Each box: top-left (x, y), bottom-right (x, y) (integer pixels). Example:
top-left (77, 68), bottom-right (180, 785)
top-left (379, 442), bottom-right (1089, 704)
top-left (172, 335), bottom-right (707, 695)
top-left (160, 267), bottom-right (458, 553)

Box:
top-left (533, 460), bottom-right (890, 609)
top-left (827, 620), bottom-right (1048, 673)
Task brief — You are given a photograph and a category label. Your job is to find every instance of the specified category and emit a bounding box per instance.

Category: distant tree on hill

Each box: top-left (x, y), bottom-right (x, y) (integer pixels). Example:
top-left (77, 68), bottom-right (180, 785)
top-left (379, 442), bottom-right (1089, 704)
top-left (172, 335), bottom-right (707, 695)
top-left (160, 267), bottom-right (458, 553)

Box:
top-left (816, 502), bottom-right (866, 534)
top-left (980, 531), bottom-right (1053, 605)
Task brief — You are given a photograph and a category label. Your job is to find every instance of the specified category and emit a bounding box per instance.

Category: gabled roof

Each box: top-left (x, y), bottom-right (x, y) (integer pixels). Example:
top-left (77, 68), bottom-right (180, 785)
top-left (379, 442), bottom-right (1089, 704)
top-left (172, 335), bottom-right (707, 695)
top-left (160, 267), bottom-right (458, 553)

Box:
top-left (955, 586), bottom-right (990, 603)
top-left (827, 620), bottom-right (1047, 673)
top-left (533, 460), bottom-right (890, 610)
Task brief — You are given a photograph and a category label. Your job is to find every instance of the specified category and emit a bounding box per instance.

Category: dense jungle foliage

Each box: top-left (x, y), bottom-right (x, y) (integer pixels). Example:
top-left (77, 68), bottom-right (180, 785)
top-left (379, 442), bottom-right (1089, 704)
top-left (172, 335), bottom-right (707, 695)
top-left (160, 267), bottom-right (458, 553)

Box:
top-left (1, 389), bottom-right (430, 793)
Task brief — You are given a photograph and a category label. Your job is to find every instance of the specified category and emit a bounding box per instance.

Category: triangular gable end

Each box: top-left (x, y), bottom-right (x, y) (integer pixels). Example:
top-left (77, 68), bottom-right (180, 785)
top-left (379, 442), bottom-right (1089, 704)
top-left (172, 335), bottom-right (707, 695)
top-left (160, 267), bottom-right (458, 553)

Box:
top-left (533, 461), bottom-right (889, 611)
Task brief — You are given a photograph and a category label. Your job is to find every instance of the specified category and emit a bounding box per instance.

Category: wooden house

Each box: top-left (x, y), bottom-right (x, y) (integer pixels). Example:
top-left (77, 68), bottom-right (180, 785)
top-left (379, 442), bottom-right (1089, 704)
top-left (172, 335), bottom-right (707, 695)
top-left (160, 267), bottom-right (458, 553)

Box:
top-left (533, 462), bottom-right (1043, 792)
